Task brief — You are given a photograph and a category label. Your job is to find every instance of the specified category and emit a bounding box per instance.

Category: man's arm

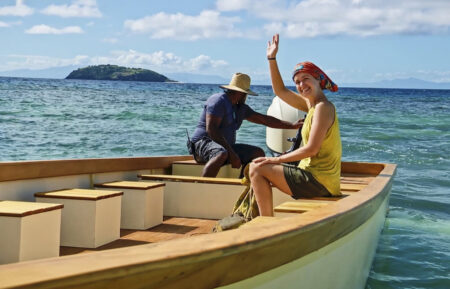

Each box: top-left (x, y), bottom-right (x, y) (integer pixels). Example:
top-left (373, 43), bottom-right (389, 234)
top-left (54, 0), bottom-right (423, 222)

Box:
top-left (246, 111), bottom-right (303, 129)
top-left (205, 114), bottom-right (241, 168)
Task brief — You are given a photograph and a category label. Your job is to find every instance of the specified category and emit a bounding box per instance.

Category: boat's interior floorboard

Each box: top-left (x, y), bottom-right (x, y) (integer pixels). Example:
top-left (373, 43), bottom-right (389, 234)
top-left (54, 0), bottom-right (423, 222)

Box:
top-left (59, 217), bottom-right (217, 256)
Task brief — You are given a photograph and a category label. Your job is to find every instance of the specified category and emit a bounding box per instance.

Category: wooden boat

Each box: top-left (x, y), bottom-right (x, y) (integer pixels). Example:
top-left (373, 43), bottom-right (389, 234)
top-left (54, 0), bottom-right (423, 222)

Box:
top-left (0, 156), bottom-right (396, 289)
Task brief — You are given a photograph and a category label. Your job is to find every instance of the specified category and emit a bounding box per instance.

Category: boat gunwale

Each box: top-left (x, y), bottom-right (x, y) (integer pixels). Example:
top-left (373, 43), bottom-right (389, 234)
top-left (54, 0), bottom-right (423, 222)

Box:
top-left (0, 158), bottom-right (396, 289)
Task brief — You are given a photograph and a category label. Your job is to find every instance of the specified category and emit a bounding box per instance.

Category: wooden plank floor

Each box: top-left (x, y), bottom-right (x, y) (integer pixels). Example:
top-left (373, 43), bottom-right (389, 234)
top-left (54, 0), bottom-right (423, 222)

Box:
top-left (60, 217), bottom-right (217, 256)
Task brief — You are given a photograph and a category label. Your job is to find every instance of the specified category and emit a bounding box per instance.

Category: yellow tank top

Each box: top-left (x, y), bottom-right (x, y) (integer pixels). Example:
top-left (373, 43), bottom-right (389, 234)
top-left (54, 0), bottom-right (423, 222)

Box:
top-left (298, 106), bottom-right (342, 196)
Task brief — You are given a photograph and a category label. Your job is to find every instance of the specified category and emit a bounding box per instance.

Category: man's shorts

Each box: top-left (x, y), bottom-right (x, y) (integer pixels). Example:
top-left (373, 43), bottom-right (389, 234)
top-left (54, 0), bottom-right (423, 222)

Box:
top-left (192, 137), bottom-right (261, 165)
top-left (282, 163), bottom-right (332, 199)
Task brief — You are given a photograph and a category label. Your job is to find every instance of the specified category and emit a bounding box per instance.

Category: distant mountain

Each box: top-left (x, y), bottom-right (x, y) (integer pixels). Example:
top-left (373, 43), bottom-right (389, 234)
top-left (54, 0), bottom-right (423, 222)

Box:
top-left (0, 66), bottom-right (78, 79)
top-left (66, 65), bottom-right (173, 82)
top-left (342, 78), bottom-right (450, 90)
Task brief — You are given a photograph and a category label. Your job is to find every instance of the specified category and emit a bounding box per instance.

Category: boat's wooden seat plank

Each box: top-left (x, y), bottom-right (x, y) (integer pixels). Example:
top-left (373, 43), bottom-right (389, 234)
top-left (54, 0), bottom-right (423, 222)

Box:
top-left (340, 183), bottom-right (367, 192)
top-left (172, 161), bottom-right (375, 183)
top-left (144, 174), bottom-right (370, 190)
top-left (139, 174), bottom-right (242, 185)
top-left (340, 174), bottom-right (376, 184)
top-left (274, 202), bottom-right (327, 214)
top-left (94, 181), bottom-right (165, 190)
top-left (139, 174), bottom-right (349, 201)
top-left (0, 200), bottom-right (63, 217)
top-left (35, 188), bottom-right (123, 201)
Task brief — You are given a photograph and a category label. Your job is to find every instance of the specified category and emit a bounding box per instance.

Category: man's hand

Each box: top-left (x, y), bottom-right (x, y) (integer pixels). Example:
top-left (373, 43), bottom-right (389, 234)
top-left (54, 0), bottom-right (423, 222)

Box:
top-left (292, 117), bottom-right (305, 129)
top-left (229, 151), bottom-right (242, 169)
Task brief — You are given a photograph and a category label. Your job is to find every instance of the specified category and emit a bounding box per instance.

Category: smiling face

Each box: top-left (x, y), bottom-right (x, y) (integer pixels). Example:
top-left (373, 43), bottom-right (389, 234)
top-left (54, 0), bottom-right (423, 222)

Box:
top-left (293, 72), bottom-right (321, 97)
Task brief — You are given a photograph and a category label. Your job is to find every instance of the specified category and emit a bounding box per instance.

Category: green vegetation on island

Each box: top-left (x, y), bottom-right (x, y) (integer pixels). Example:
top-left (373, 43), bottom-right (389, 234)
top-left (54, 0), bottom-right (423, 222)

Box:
top-left (65, 65), bottom-right (174, 82)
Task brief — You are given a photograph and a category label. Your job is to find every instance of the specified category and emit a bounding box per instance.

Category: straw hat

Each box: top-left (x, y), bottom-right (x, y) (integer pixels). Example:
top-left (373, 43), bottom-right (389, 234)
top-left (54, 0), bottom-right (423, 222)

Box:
top-left (220, 73), bottom-right (258, 96)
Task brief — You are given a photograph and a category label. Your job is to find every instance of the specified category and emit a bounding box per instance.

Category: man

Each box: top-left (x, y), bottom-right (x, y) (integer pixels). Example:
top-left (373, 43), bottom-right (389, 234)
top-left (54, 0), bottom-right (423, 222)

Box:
top-left (187, 73), bottom-right (302, 177)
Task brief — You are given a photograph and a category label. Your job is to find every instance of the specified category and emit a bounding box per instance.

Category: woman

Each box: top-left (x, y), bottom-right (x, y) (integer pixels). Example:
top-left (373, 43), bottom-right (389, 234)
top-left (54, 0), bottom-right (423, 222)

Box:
top-left (249, 34), bottom-right (342, 216)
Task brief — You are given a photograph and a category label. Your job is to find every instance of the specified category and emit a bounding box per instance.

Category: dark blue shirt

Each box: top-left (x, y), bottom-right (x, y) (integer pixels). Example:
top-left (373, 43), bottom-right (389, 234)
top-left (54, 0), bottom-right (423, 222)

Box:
top-left (191, 92), bottom-right (255, 144)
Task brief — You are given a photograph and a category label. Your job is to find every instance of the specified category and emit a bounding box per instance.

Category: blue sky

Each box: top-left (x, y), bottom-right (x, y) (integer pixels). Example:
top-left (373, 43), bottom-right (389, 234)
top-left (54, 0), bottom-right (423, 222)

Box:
top-left (0, 0), bottom-right (449, 84)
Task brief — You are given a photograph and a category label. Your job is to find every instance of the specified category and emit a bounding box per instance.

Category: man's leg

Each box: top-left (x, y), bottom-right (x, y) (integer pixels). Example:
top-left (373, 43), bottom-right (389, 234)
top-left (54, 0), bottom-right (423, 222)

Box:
top-left (194, 138), bottom-right (229, 178)
top-left (202, 151), bottom-right (228, 177)
top-left (232, 144), bottom-right (265, 178)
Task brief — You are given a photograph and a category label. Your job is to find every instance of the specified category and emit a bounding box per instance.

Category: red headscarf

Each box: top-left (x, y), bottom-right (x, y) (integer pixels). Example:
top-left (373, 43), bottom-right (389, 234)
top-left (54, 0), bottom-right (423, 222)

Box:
top-left (292, 61), bottom-right (338, 92)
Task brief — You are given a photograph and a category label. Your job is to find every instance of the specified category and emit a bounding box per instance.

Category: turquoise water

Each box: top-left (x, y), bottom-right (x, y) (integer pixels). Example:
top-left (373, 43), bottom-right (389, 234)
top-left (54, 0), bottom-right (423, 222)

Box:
top-left (1, 77), bottom-right (449, 288)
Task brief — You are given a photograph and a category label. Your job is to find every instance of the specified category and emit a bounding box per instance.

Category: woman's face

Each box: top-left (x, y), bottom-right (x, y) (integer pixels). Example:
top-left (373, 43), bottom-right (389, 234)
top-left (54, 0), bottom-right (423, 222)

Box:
top-left (294, 72), bottom-right (320, 97)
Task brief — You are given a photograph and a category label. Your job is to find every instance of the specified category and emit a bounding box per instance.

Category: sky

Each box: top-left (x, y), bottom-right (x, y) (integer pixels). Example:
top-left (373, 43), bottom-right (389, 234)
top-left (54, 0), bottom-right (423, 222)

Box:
top-left (0, 0), bottom-right (449, 85)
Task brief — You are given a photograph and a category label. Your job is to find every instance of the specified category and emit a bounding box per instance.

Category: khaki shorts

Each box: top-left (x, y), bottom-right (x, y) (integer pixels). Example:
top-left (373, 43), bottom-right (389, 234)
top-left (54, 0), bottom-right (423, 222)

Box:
top-left (282, 164), bottom-right (332, 199)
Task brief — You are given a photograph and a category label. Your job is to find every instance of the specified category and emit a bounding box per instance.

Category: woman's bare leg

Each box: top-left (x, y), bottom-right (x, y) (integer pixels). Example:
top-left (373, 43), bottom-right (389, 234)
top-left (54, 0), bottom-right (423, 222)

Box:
top-left (249, 163), bottom-right (293, 216)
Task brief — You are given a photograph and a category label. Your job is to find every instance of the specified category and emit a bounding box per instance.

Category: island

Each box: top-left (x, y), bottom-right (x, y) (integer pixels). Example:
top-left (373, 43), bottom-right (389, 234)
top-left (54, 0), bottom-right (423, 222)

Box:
top-left (65, 65), bottom-right (174, 82)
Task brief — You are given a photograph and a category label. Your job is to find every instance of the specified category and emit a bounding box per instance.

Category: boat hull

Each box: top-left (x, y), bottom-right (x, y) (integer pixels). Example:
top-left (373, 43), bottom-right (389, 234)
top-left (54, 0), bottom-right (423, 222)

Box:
top-left (221, 192), bottom-right (390, 289)
top-left (0, 157), bottom-right (396, 289)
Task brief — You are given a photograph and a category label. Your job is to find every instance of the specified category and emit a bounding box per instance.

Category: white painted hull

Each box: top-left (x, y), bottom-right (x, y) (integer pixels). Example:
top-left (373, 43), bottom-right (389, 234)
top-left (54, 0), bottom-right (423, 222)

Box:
top-left (222, 195), bottom-right (389, 289)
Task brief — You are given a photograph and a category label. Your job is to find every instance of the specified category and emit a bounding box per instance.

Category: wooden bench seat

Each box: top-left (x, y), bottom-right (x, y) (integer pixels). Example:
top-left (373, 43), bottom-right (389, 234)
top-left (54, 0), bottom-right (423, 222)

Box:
top-left (0, 200), bottom-right (63, 264)
top-left (138, 174), bottom-right (353, 219)
top-left (140, 174), bottom-right (353, 200)
top-left (171, 160), bottom-right (240, 178)
top-left (274, 202), bottom-right (327, 214)
top-left (35, 189), bottom-right (123, 248)
top-left (141, 175), bottom-right (364, 190)
top-left (170, 160), bottom-right (377, 185)
top-left (94, 181), bottom-right (165, 230)
top-left (139, 174), bottom-right (242, 185)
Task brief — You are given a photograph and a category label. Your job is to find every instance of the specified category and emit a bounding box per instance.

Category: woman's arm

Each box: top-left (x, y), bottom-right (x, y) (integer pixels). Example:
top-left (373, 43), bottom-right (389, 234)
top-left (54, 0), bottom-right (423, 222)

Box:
top-left (267, 34), bottom-right (308, 112)
top-left (253, 102), bottom-right (335, 166)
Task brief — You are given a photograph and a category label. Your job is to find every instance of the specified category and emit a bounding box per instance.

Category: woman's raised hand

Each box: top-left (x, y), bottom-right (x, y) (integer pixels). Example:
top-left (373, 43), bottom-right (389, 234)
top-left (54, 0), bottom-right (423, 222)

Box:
top-left (267, 34), bottom-right (279, 59)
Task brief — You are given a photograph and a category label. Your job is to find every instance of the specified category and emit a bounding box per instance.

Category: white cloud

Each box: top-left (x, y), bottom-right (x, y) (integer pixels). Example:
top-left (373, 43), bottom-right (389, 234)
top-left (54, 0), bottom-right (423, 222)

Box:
top-left (124, 10), bottom-right (243, 40)
top-left (0, 0), bottom-right (33, 16)
top-left (0, 20), bottom-right (22, 28)
top-left (25, 25), bottom-right (84, 34)
top-left (187, 55), bottom-right (228, 71)
top-left (218, 0), bottom-right (450, 37)
top-left (41, 0), bottom-right (102, 18)
top-left (1, 50), bottom-right (228, 74)
top-left (92, 50), bottom-right (228, 73)
top-left (102, 37), bottom-right (118, 44)
top-left (216, 0), bottom-right (254, 11)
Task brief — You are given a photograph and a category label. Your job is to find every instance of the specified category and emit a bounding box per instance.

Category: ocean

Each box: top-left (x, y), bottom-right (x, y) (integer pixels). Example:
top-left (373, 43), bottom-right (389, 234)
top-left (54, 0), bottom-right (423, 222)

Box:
top-left (0, 77), bottom-right (449, 289)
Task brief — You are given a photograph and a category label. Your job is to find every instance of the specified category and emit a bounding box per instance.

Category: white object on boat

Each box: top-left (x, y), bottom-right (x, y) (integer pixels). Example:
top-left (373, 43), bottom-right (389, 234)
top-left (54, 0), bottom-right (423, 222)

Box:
top-left (266, 96), bottom-right (306, 154)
